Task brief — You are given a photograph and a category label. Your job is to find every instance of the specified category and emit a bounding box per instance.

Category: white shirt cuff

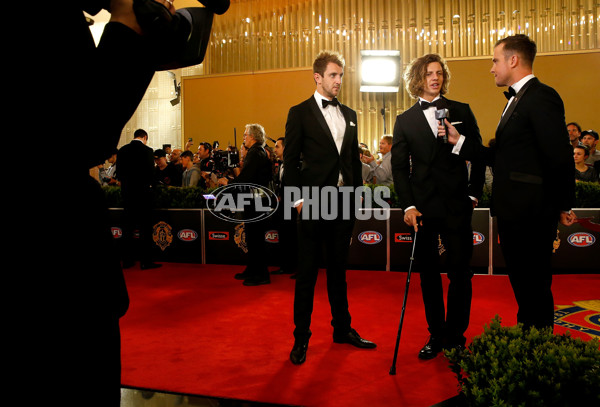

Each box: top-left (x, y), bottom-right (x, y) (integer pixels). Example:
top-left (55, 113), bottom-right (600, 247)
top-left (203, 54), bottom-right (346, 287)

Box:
top-left (452, 135), bottom-right (466, 155)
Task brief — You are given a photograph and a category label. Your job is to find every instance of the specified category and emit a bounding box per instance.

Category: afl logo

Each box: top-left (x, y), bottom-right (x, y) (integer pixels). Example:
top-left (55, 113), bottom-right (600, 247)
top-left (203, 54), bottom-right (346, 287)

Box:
top-left (111, 227), bottom-right (123, 238)
top-left (205, 183), bottom-right (278, 223)
top-left (359, 231), bottom-right (382, 245)
top-left (567, 232), bottom-right (596, 247)
top-left (178, 229), bottom-right (198, 242)
top-left (265, 230), bottom-right (279, 243)
top-left (473, 231), bottom-right (485, 246)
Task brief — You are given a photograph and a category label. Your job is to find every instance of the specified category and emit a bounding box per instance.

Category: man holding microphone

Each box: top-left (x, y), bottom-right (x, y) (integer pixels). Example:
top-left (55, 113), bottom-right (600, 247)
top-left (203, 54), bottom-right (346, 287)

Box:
top-left (441, 34), bottom-right (576, 331)
top-left (391, 53), bottom-right (485, 359)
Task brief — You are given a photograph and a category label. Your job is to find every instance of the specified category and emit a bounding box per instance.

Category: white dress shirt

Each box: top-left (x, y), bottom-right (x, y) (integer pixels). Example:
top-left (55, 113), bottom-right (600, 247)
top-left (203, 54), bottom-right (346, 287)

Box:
top-left (314, 90), bottom-right (346, 186)
top-left (314, 90), bottom-right (346, 153)
top-left (502, 74), bottom-right (535, 117)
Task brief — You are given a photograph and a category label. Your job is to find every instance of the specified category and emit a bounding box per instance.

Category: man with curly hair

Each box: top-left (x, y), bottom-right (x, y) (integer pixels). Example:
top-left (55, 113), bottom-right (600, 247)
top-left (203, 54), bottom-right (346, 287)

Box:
top-left (391, 53), bottom-right (485, 359)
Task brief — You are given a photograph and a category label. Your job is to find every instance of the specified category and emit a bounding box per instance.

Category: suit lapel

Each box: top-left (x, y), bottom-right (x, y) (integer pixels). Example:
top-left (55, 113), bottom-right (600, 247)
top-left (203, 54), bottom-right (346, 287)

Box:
top-left (496, 78), bottom-right (536, 136)
top-left (339, 105), bottom-right (353, 153)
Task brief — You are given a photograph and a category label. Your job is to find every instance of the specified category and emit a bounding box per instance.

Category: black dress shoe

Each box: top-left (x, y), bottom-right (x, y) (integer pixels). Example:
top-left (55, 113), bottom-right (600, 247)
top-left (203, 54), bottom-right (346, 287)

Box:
top-left (333, 328), bottom-right (377, 349)
top-left (418, 336), bottom-right (443, 360)
top-left (234, 272), bottom-right (248, 280)
top-left (290, 341), bottom-right (308, 365)
top-left (242, 276), bottom-right (270, 286)
top-left (140, 262), bottom-right (162, 270)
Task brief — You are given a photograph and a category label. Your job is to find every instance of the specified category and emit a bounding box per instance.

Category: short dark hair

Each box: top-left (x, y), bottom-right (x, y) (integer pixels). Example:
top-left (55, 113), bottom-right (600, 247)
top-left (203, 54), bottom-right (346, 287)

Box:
top-left (313, 50), bottom-right (345, 77)
top-left (134, 128), bottom-right (148, 139)
top-left (574, 144), bottom-right (590, 156)
top-left (181, 150), bottom-right (194, 159)
top-left (496, 34), bottom-right (537, 68)
top-left (199, 142), bottom-right (212, 153)
top-left (567, 122), bottom-right (582, 132)
top-left (277, 136), bottom-right (285, 146)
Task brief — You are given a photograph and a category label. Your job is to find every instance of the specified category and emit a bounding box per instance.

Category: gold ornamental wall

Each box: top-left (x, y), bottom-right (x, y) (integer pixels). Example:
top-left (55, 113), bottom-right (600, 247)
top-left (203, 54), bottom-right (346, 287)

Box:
top-left (178, 0), bottom-right (599, 152)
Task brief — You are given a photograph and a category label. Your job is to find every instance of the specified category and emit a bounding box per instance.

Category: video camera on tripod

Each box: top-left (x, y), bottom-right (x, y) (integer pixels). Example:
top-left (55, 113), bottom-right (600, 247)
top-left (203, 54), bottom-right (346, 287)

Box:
top-left (211, 141), bottom-right (240, 173)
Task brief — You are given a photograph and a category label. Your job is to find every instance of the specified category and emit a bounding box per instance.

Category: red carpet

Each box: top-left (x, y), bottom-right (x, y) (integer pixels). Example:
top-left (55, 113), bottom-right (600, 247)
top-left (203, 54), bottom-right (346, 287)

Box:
top-left (120, 264), bottom-right (600, 407)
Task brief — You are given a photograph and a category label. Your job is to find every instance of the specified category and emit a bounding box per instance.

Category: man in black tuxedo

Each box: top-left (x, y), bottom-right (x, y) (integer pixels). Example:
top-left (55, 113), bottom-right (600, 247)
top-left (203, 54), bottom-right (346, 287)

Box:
top-left (445, 34), bottom-right (576, 331)
top-left (117, 128), bottom-right (162, 270)
top-left (391, 53), bottom-right (485, 359)
top-left (284, 51), bottom-right (376, 365)
top-left (271, 137), bottom-right (298, 277)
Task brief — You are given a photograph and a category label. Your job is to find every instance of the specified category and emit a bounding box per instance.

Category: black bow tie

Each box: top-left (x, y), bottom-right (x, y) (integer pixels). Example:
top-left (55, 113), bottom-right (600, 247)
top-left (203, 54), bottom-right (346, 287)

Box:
top-left (503, 86), bottom-right (516, 100)
top-left (420, 100), bottom-right (440, 110)
top-left (322, 98), bottom-right (340, 108)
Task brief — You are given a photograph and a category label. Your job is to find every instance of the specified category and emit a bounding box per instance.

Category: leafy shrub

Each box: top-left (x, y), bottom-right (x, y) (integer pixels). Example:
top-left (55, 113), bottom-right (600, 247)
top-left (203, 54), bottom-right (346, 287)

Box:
top-left (445, 315), bottom-right (600, 407)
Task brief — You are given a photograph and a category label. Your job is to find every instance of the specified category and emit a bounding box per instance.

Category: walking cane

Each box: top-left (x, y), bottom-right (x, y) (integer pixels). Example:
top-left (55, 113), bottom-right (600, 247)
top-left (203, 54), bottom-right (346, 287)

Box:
top-left (389, 228), bottom-right (418, 375)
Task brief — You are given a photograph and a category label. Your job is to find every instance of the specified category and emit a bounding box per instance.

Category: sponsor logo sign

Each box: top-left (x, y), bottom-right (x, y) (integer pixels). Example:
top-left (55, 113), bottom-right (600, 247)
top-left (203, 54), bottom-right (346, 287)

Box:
top-left (567, 232), bottom-right (596, 247)
top-left (208, 231), bottom-right (229, 240)
top-left (473, 231), bottom-right (485, 246)
top-left (153, 221), bottom-right (173, 251)
top-left (111, 227), bottom-right (123, 238)
top-left (178, 229), bottom-right (198, 242)
top-left (394, 233), bottom-right (413, 243)
top-left (358, 231), bottom-right (383, 245)
top-left (265, 230), bottom-right (279, 243)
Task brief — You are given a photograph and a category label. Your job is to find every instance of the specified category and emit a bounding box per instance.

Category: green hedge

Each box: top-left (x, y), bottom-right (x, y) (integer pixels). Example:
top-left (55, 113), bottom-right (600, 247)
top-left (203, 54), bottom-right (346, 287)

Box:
top-left (103, 181), bottom-right (600, 209)
top-left (446, 315), bottom-right (600, 406)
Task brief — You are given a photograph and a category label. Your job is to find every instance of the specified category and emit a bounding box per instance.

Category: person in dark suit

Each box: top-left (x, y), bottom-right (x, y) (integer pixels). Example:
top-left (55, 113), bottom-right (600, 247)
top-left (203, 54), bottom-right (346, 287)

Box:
top-left (284, 51), bottom-right (377, 365)
top-left (218, 123), bottom-right (274, 286)
top-left (444, 34), bottom-right (577, 331)
top-left (271, 137), bottom-right (298, 277)
top-left (391, 53), bottom-right (485, 359)
top-left (117, 128), bottom-right (162, 270)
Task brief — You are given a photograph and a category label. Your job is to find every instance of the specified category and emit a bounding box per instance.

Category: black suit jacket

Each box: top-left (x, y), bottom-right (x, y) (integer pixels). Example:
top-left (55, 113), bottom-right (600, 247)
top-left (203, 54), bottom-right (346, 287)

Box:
top-left (391, 97), bottom-right (485, 217)
top-left (116, 139), bottom-right (156, 202)
top-left (284, 96), bottom-right (362, 190)
top-left (231, 143), bottom-right (272, 188)
top-left (458, 78), bottom-right (575, 219)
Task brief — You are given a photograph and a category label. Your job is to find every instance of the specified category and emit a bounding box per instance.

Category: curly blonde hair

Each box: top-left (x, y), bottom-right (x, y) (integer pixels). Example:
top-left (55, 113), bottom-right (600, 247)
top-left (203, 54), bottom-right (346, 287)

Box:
top-left (403, 53), bottom-right (451, 99)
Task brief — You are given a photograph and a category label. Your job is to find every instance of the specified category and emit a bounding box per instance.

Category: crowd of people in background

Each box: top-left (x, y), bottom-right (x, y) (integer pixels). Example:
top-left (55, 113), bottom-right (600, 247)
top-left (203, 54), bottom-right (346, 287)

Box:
top-left (568, 123), bottom-right (600, 183)
top-left (89, 122), bottom-right (599, 192)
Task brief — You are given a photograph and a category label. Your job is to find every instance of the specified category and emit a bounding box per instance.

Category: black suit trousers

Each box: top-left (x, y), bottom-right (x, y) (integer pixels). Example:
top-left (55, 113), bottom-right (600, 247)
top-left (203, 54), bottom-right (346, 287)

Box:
top-left (497, 215), bottom-right (558, 330)
top-left (415, 211), bottom-right (474, 345)
top-left (293, 214), bottom-right (354, 342)
top-left (274, 200), bottom-right (298, 272)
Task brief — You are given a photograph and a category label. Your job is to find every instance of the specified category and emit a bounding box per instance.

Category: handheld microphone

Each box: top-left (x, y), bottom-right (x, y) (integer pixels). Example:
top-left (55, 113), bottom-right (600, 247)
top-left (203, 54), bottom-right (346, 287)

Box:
top-left (435, 108), bottom-right (450, 143)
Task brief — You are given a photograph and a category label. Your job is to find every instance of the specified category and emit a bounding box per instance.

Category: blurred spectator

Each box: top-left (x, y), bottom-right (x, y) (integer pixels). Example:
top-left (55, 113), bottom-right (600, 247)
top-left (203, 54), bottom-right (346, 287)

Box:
top-left (574, 145), bottom-right (599, 183)
top-left (154, 148), bottom-right (181, 186)
top-left (567, 122), bottom-right (582, 148)
top-left (181, 150), bottom-right (202, 187)
top-left (580, 129), bottom-right (600, 166)
top-left (362, 135), bottom-right (393, 185)
top-left (271, 136), bottom-right (298, 278)
top-left (99, 148), bottom-right (119, 186)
